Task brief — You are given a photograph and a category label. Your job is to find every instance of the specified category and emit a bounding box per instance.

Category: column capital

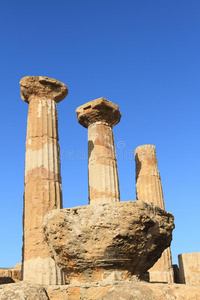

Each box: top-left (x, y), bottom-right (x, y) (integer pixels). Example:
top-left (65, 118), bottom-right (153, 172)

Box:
top-left (20, 76), bottom-right (68, 103)
top-left (76, 97), bottom-right (121, 128)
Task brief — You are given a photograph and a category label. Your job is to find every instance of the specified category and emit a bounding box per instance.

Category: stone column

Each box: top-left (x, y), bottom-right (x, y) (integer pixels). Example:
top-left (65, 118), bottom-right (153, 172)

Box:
top-left (76, 98), bottom-right (121, 205)
top-left (20, 76), bottom-right (68, 284)
top-left (135, 144), bottom-right (174, 283)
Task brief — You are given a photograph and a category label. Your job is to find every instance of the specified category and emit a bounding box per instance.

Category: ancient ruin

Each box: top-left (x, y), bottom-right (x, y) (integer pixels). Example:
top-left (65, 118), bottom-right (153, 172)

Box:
top-left (76, 98), bottom-right (121, 204)
top-left (135, 144), bottom-right (174, 283)
top-left (42, 98), bottom-right (174, 285)
top-left (0, 264), bottom-right (21, 284)
top-left (178, 253), bottom-right (200, 285)
top-left (0, 77), bottom-right (199, 300)
top-left (20, 76), bottom-right (68, 284)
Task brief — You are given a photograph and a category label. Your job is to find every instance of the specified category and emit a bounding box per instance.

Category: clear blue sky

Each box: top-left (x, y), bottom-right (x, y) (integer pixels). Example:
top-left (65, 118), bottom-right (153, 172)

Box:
top-left (0, 0), bottom-right (199, 267)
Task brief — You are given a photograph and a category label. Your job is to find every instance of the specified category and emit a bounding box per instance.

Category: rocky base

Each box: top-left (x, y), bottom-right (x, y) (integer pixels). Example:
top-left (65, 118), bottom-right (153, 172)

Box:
top-left (0, 281), bottom-right (48, 300)
top-left (45, 281), bottom-right (200, 300)
top-left (1, 281), bottom-right (200, 300)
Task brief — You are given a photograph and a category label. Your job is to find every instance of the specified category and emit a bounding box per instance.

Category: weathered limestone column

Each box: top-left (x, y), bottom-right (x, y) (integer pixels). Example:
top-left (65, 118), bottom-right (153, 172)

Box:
top-left (135, 144), bottom-right (174, 283)
top-left (76, 98), bottom-right (121, 204)
top-left (178, 252), bottom-right (200, 284)
top-left (20, 76), bottom-right (68, 284)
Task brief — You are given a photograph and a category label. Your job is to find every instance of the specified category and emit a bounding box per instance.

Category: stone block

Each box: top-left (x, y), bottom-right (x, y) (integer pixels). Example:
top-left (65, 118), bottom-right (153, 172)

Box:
top-left (178, 252), bottom-right (200, 284)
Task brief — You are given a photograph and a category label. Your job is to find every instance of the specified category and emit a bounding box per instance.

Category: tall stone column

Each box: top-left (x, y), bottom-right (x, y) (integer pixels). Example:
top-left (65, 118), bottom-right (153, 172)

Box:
top-left (76, 98), bottom-right (121, 205)
top-left (135, 144), bottom-right (174, 283)
top-left (20, 76), bottom-right (68, 284)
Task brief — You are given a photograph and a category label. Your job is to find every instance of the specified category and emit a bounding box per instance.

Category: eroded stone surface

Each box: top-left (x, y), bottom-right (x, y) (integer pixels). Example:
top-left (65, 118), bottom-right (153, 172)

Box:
top-left (135, 144), bottom-right (174, 283)
top-left (0, 281), bottom-right (48, 300)
top-left (20, 76), bottom-right (68, 103)
top-left (45, 282), bottom-right (200, 300)
top-left (87, 122), bottom-right (120, 204)
top-left (76, 97), bottom-right (121, 128)
top-left (135, 144), bottom-right (165, 207)
top-left (1, 281), bottom-right (200, 300)
top-left (43, 200), bottom-right (174, 284)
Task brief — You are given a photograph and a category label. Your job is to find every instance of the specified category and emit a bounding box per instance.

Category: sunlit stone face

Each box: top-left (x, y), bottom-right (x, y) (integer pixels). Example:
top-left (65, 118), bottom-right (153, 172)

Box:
top-left (20, 76), bottom-right (67, 284)
top-left (76, 98), bottom-right (121, 204)
top-left (20, 76), bottom-right (68, 103)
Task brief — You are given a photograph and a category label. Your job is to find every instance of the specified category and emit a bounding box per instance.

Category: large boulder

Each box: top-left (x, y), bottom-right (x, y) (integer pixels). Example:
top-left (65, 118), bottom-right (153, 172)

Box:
top-left (43, 200), bottom-right (174, 283)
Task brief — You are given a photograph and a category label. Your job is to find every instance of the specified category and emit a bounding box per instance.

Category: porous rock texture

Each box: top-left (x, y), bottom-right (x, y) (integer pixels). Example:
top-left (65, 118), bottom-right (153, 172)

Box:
top-left (20, 76), bottom-right (68, 103)
top-left (0, 281), bottom-right (48, 300)
top-left (43, 200), bottom-right (174, 284)
top-left (45, 282), bottom-right (200, 300)
top-left (1, 281), bottom-right (200, 300)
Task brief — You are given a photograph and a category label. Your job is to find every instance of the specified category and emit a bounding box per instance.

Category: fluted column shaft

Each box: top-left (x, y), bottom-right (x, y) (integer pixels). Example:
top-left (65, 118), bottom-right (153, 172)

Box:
top-left (135, 144), bottom-right (174, 283)
top-left (24, 96), bottom-right (62, 257)
top-left (20, 76), bottom-right (68, 284)
top-left (76, 98), bottom-right (121, 205)
top-left (88, 121), bottom-right (120, 204)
